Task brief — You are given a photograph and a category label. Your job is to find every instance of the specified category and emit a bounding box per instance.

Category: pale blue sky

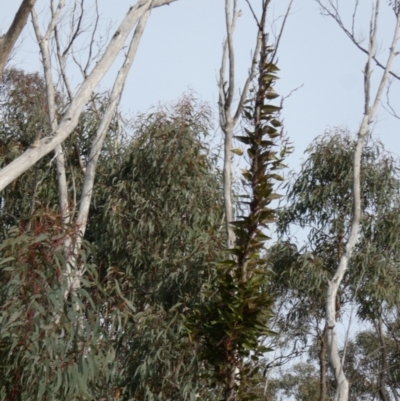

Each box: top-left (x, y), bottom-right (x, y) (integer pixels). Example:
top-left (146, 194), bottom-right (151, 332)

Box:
top-left (1, 0), bottom-right (399, 360)
top-left (2, 0), bottom-right (400, 168)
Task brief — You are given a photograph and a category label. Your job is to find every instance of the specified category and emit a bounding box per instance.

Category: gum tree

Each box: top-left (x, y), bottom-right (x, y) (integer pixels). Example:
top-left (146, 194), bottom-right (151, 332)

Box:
top-left (312, 2), bottom-right (400, 399)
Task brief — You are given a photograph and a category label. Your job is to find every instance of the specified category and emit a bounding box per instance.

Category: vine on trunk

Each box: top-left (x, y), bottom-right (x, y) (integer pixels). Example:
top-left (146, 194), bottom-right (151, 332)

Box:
top-left (187, 30), bottom-right (291, 401)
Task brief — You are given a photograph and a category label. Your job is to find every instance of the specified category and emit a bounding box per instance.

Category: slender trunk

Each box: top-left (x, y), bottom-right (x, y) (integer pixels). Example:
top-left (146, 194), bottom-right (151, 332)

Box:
top-left (377, 316), bottom-right (390, 401)
top-left (219, 0), bottom-right (261, 252)
top-left (65, 12), bottom-right (151, 304)
top-left (67, 11), bottom-right (150, 296)
top-left (32, 2), bottom-right (152, 300)
top-left (319, 325), bottom-right (327, 401)
top-left (217, 1), bottom-right (288, 399)
top-left (223, 119), bottom-right (235, 249)
top-left (325, 3), bottom-right (400, 400)
top-left (31, 1), bottom-right (71, 231)
top-left (225, 367), bottom-right (237, 401)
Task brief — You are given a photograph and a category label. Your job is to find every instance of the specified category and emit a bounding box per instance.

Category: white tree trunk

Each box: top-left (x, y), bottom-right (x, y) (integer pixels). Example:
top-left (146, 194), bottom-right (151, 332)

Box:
top-left (219, 0), bottom-right (261, 250)
top-left (31, 1), bottom-right (71, 227)
top-left (0, 0), bottom-right (177, 192)
top-left (66, 11), bottom-right (150, 297)
top-left (324, 2), bottom-right (400, 399)
top-left (27, 0), bottom-right (174, 300)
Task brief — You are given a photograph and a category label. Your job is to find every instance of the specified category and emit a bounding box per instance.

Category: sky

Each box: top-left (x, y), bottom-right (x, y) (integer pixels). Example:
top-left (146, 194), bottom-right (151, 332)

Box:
top-left (2, 0), bottom-right (400, 171)
top-left (1, 0), bottom-right (399, 371)
top-left (1, 0), bottom-right (400, 250)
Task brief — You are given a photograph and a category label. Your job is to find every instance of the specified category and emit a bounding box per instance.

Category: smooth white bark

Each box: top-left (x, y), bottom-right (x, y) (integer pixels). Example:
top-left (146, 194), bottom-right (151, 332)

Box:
top-left (0, 0), bottom-right (177, 192)
top-left (324, 2), bottom-right (400, 400)
top-left (65, 11), bottom-right (150, 296)
top-left (31, 1), bottom-right (71, 226)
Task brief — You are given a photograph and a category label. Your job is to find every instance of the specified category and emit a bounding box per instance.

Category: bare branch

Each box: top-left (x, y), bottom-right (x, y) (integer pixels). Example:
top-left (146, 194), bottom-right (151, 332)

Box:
top-left (244, 0), bottom-right (263, 30)
top-left (324, 1), bottom-right (400, 400)
top-left (225, 0), bottom-right (238, 110)
top-left (369, 3), bottom-right (400, 116)
top-left (351, 0), bottom-right (360, 38)
top-left (54, 23), bottom-right (73, 100)
top-left (0, 0), bottom-right (37, 75)
top-left (65, 9), bottom-right (150, 298)
top-left (31, 1), bottom-right (71, 227)
top-left (83, 0), bottom-right (100, 76)
top-left (0, 0), bottom-right (178, 192)
top-left (271, 0), bottom-right (295, 63)
top-left (77, 12), bottom-right (149, 240)
top-left (316, 0), bottom-right (400, 81)
top-left (45, 0), bottom-right (65, 40)
top-left (384, 79), bottom-right (400, 119)
top-left (233, 30), bottom-right (262, 122)
top-left (62, 0), bottom-right (85, 58)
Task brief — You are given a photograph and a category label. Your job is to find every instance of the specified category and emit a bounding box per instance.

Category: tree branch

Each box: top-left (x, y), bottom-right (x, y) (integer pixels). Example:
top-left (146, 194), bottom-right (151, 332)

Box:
top-left (31, 1), bottom-right (71, 228)
top-left (325, 1), bottom-right (400, 400)
top-left (0, 0), bottom-right (37, 75)
top-left (316, 0), bottom-right (400, 81)
top-left (0, 0), bottom-right (178, 192)
top-left (65, 10), bottom-right (150, 298)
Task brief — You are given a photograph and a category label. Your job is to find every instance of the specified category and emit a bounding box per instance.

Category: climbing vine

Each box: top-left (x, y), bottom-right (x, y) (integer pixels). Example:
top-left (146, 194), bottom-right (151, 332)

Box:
top-left (186, 14), bottom-right (291, 401)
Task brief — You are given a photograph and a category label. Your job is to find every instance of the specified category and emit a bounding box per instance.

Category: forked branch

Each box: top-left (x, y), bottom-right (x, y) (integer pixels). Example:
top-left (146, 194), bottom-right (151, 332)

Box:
top-left (324, 1), bottom-right (400, 400)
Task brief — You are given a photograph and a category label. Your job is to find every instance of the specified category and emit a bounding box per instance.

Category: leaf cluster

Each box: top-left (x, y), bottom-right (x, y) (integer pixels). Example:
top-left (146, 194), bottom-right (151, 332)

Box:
top-left (274, 130), bottom-right (400, 316)
top-left (187, 38), bottom-right (290, 400)
top-left (87, 96), bottom-right (226, 400)
top-left (0, 73), bottom-right (226, 400)
top-left (0, 219), bottom-right (115, 401)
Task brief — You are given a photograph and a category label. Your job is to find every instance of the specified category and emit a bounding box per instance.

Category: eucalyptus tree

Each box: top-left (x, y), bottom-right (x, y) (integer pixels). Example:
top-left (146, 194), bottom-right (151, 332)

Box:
top-left (187, 2), bottom-right (293, 400)
top-left (343, 328), bottom-right (400, 400)
top-left (85, 96), bottom-right (226, 400)
top-left (308, 2), bottom-right (400, 399)
top-left (266, 327), bottom-right (400, 401)
top-left (0, 86), bottom-right (227, 399)
top-left (0, 68), bottom-right (118, 234)
top-left (270, 130), bottom-right (400, 401)
top-left (0, 68), bottom-right (124, 400)
top-left (0, 0), bottom-right (178, 197)
top-left (26, 0), bottom-right (168, 302)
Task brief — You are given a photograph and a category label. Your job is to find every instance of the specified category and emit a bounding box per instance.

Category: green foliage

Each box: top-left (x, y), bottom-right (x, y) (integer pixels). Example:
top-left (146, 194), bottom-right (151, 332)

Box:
top-left (268, 129), bottom-right (400, 400)
top-left (0, 69), bottom-right (56, 151)
top-left (88, 96), bottom-right (225, 400)
top-left (273, 129), bottom-right (400, 320)
top-left (187, 38), bottom-right (290, 400)
top-left (0, 218), bottom-right (114, 401)
top-left (0, 68), bottom-right (120, 233)
top-left (268, 363), bottom-right (321, 401)
top-left (343, 329), bottom-right (400, 399)
top-left (266, 326), bottom-right (400, 401)
top-left (0, 68), bottom-right (226, 400)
